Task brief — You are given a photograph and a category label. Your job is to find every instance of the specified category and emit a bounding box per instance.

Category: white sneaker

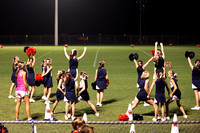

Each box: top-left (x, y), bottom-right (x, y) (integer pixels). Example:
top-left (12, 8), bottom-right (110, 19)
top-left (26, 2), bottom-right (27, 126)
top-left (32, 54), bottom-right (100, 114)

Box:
top-left (132, 100), bottom-right (134, 104)
top-left (95, 112), bottom-right (99, 117)
top-left (8, 95), bottom-right (15, 99)
top-left (144, 103), bottom-right (150, 106)
top-left (152, 118), bottom-right (157, 122)
top-left (183, 115), bottom-right (188, 118)
top-left (42, 96), bottom-right (47, 100)
top-left (71, 116), bottom-right (76, 121)
top-left (96, 102), bottom-right (100, 106)
top-left (44, 101), bottom-right (52, 104)
top-left (65, 115), bottom-right (69, 120)
top-left (161, 117), bottom-right (166, 122)
top-left (29, 99), bottom-right (35, 103)
top-left (166, 116), bottom-right (170, 121)
top-left (191, 106), bottom-right (200, 110)
top-left (68, 114), bottom-right (71, 119)
top-left (99, 104), bottom-right (102, 107)
top-left (157, 116), bottom-right (161, 120)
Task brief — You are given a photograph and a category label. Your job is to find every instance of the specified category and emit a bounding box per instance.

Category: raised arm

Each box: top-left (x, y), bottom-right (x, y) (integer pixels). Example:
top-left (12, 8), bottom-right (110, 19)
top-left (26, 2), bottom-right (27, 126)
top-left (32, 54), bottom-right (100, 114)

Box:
top-left (188, 57), bottom-right (194, 70)
top-left (64, 47), bottom-right (70, 60)
top-left (78, 47), bottom-right (87, 61)
top-left (134, 59), bottom-right (138, 68)
top-left (30, 55), bottom-right (35, 68)
top-left (154, 42), bottom-right (158, 58)
top-left (143, 57), bottom-right (154, 69)
top-left (160, 42), bottom-right (165, 59)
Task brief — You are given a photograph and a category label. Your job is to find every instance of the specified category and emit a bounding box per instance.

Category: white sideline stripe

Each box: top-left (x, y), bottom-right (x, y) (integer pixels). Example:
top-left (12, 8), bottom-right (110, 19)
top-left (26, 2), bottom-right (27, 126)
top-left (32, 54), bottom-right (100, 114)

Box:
top-left (36, 51), bottom-right (52, 60)
top-left (139, 49), bottom-right (152, 57)
top-left (93, 48), bottom-right (99, 67)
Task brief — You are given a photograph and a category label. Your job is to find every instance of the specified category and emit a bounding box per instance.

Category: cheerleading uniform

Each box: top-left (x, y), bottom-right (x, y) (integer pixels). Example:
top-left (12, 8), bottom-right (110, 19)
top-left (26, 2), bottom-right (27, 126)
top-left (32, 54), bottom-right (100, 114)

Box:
top-left (11, 63), bottom-right (17, 83)
top-left (27, 64), bottom-right (35, 86)
top-left (170, 78), bottom-right (181, 100)
top-left (78, 79), bottom-right (90, 101)
top-left (154, 78), bottom-right (166, 103)
top-left (64, 79), bottom-right (77, 102)
top-left (42, 66), bottom-right (47, 85)
top-left (15, 70), bottom-right (28, 99)
top-left (137, 67), bottom-right (144, 88)
top-left (56, 78), bottom-right (65, 101)
top-left (45, 66), bottom-right (53, 88)
top-left (69, 58), bottom-right (78, 78)
top-left (192, 67), bottom-right (200, 90)
top-left (135, 79), bottom-right (149, 101)
top-left (155, 57), bottom-right (164, 73)
top-left (96, 68), bottom-right (107, 90)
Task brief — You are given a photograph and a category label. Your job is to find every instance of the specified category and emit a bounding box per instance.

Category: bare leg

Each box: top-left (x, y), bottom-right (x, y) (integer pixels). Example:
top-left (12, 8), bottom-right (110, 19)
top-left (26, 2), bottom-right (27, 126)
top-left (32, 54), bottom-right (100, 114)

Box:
top-left (65, 102), bottom-right (70, 117)
top-left (43, 87), bottom-right (47, 97)
top-left (97, 90), bottom-right (100, 103)
top-left (154, 103), bottom-right (158, 119)
top-left (46, 88), bottom-right (52, 102)
top-left (100, 90), bottom-right (104, 104)
top-left (131, 100), bottom-right (139, 110)
top-left (161, 103), bottom-right (165, 119)
top-left (9, 82), bottom-right (15, 96)
top-left (176, 100), bottom-right (187, 116)
top-left (51, 100), bottom-right (59, 113)
top-left (28, 86), bottom-right (32, 96)
top-left (24, 96), bottom-right (31, 120)
top-left (15, 98), bottom-right (21, 120)
top-left (147, 99), bottom-right (157, 118)
top-left (193, 90), bottom-right (199, 107)
top-left (87, 100), bottom-right (98, 113)
top-left (30, 86), bottom-right (35, 99)
top-left (166, 99), bottom-right (173, 117)
top-left (71, 102), bottom-right (75, 117)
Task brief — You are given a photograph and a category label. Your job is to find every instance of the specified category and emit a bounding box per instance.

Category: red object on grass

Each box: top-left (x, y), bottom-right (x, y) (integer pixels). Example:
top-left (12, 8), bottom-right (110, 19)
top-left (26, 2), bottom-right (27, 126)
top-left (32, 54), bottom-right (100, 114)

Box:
top-left (118, 114), bottom-right (129, 121)
top-left (35, 74), bottom-right (44, 82)
top-left (150, 50), bottom-right (155, 56)
top-left (26, 47), bottom-right (36, 56)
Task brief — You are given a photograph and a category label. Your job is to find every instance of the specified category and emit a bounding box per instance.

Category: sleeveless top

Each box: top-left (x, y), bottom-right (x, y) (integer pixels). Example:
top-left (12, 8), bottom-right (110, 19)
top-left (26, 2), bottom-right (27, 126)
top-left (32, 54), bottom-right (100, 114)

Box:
top-left (69, 58), bottom-right (78, 69)
top-left (16, 70), bottom-right (27, 91)
top-left (97, 68), bottom-right (107, 80)
top-left (66, 79), bottom-right (75, 93)
top-left (170, 78), bottom-right (181, 96)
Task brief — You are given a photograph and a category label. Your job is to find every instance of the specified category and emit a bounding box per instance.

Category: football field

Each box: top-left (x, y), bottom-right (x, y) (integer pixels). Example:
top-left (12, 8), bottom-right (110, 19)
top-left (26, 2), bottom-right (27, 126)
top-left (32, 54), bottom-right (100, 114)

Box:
top-left (0, 45), bottom-right (199, 123)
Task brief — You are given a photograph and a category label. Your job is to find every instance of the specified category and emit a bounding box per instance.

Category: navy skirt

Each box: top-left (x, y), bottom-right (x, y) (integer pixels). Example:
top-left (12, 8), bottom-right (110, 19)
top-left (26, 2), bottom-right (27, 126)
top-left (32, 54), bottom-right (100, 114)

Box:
top-left (136, 90), bottom-right (149, 101)
top-left (27, 73), bottom-right (35, 86)
top-left (56, 90), bottom-right (64, 101)
top-left (65, 91), bottom-right (77, 102)
top-left (96, 79), bottom-right (107, 90)
top-left (70, 69), bottom-right (77, 78)
top-left (155, 94), bottom-right (166, 103)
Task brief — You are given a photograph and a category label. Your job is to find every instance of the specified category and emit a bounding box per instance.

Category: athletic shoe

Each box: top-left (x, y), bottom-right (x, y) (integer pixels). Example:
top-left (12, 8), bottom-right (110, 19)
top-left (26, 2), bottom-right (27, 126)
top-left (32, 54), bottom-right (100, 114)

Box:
top-left (183, 115), bottom-right (188, 118)
top-left (65, 115), bottom-right (69, 120)
top-left (16, 119), bottom-right (20, 121)
top-left (8, 95), bottom-right (15, 99)
top-left (166, 116), bottom-right (170, 121)
top-left (144, 103), bottom-right (150, 106)
top-left (96, 102), bottom-right (100, 106)
top-left (71, 116), bottom-right (76, 121)
top-left (152, 118), bottom-right (157, 122)
top-left (44, 101), bottom-right (52, 104)
top-left (161, 117), bottom-right (166, 122)
top-left (42, 96), bottom-right (47, 100)
top-left (99, 104), bottom-right (102, 107)
top-left (157, 116), bottom-right (161, 120)
top-left (95, 112), bottom-right (99, 117)
top-left (191, 106), bottom-right (200, 110)
top-left (29, 99), bottom-right (35, 103)
top-left (68, 114), bottom-right (71, 119)
top-left (27, 118), bottom-right (36, 121)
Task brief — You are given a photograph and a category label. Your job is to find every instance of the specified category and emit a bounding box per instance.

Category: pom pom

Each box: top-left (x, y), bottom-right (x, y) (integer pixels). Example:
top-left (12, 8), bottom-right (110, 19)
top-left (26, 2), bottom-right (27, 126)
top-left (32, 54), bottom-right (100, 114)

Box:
top-left (26, 47), bottom-right (36, 56)
top-left (185, 51), bottom-right (195, 59)
top-left (129, 53), bottom-right (138, 61)
top-left (91, 82), bottom-right (96, 90)
top-left (118, 114), bottom-right (129, 121)
top-left (106, 79), bottom-right (109, 87)
top-left (35, 74), bottom-right (44, 82)
top-left (24, 46), bottom-right (29, 53)
top-left (151, 50), bottom-right (155, 56)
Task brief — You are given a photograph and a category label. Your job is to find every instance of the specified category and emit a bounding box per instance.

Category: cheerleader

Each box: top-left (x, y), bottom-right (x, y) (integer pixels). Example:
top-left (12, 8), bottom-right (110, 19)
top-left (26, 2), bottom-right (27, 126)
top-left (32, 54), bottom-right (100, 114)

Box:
top-left (77, 72), bottom-right (99, 116)
top-left (94, 61), bottom-right (108, 107)
top-left (41, 59), bottom-right (48, 100)
top-left (187, 58), bottom-right (200, 110)
top-left (64, 46), bottom-right (87, 79)
top-left (166, 70), bottom-right (187, 120)
top-left (42, 58), bottom-right (53, 104)
top-left (64, 72), bottom-right (78, 120)
top-left (27, 55), bottom-right (36, 103)
top-left (154, 42), bottom-right (165, 74)
top-left (8, 56), bottom-right (19, 98)
top-left (15, 62), bottom-right (34, 121)
top-left (133, 57), bottom-right (154, 106)
top-left (130, 71), bottom-right (156, 118)
top-left (149, 71), bottom-right (170, 122)
top-left (71, 117), bottom-right (85, 133)
top-left (51, 70), bottom-right (66, 114)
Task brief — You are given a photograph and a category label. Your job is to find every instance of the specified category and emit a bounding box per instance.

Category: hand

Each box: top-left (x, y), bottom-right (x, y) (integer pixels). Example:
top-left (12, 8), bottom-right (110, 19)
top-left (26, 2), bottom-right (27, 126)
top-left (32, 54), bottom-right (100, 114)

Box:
top-left (169, 94), bottom-right (173, 98)
top-left (160, 42), bottom-right (163, 47)
top-left (84, 47), bottom-right (87, 50)
top-left (42, 74), bottom-right (44, 77)
top-left (64, 44), bottom-right (68, 48)
top-left (155, 42), bottom-right (158, 46)
top-left (63, 92), bottom-right (65, 95)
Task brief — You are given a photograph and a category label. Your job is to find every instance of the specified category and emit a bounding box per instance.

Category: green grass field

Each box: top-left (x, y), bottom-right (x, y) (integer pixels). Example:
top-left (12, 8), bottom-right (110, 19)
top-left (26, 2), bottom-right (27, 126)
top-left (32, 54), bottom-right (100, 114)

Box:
top-left (0, 45), bottom-right (199, 123)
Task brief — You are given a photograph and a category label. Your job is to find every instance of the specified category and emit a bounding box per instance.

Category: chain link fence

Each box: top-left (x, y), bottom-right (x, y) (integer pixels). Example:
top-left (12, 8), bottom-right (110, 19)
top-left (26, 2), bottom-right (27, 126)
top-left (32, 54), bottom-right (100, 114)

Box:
top-left (0, 121), bottom-right (200, 133)
top-left (0, 35), bottom-right (200, 46)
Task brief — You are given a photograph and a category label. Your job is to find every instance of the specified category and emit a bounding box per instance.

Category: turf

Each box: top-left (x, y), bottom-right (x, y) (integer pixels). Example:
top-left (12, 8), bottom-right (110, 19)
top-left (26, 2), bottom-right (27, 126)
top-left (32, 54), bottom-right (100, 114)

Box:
top-left (0, 45), bottom-right (199, 122)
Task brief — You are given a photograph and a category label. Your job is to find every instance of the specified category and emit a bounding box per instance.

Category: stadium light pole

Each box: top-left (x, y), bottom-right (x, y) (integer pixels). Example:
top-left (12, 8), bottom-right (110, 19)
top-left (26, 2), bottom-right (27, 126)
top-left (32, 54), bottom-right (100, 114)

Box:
top-left (55, 0), bottom-right (58, 46)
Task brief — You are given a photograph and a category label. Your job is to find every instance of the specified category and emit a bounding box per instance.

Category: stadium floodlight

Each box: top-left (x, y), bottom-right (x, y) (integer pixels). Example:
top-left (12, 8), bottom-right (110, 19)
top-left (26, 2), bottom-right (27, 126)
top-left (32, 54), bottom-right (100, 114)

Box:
top-left (55, 0), bottom-right (58, 46)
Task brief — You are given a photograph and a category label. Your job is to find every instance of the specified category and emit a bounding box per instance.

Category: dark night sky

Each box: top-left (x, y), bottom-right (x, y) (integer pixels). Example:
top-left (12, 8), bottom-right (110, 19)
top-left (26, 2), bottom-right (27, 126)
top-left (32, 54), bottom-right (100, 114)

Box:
top-left (0, 0), bottom-right (199, 35)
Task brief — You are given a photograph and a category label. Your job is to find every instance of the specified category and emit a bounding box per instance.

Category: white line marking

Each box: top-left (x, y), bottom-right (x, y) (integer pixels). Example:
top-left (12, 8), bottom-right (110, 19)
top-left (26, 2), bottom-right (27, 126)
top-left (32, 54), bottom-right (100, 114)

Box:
top-left (93, 48), bottom-right (99, 67)
top-left (139, 49), bottom-right (152, 57)
top-left (36, 51), bottom-right (52, 60)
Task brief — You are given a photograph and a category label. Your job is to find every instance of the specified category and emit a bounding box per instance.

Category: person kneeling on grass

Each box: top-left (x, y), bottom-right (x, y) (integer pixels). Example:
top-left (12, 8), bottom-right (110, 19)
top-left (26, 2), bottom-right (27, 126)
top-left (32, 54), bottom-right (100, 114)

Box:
top-left (15, 62), bottom-right (35, 121)
top-left (77, 72), bottom-right (99, 116)
top-left (166, 70), bottom-right (187, 120)
top-left (129, 71), bottom-right (156, 120)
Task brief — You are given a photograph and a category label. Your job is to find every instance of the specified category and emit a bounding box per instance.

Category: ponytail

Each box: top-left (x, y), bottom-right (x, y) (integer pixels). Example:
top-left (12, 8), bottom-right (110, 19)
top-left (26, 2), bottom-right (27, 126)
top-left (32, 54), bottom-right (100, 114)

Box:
top-left (65, 72), bottom-right (72, 84)
top-left (98, 61), bottom-right (105, 69)
top-left (69, 49), bottom-right (77, 60)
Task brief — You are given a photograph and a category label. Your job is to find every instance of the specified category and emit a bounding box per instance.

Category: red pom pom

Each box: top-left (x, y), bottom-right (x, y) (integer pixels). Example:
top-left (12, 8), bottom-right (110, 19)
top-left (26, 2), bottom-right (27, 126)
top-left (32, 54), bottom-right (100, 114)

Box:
top-left (151, 50), bottom-right (155, 57)
top-left (106, 79), bottom-right (109, 87)
top-left (25, 47), bottom-right (36, 56)
top-left (35, 74), bottom-right (44, 82)
top-left (118, 114), bottom-right (129, 121)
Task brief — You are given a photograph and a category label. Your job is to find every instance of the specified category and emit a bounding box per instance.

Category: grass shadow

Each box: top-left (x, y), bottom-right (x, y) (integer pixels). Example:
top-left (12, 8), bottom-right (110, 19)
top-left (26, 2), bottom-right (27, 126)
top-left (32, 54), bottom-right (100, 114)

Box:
top-left (102, 98), bottom-right (118, 105)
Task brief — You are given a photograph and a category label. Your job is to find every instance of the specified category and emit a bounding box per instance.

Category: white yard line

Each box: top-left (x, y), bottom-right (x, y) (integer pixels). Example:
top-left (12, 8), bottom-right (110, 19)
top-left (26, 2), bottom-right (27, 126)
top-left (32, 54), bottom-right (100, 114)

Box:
top-left (36, 51), bottom-right (52, 60)
top-left (93, 48), bottom-right (99, 67)
top-left (139, 49), bottom-right (152, 57)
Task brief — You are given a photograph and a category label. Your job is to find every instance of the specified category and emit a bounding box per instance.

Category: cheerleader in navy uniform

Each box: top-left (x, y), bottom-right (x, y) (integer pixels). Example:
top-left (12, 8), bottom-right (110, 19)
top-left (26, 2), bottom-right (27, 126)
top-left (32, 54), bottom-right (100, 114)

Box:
top-left (42, 58), bottom-right (53, 104)
top-left (9, 56), bottom-right (19, 99)
top-left (27, 55), bottom-right (36, 103)
top-left (64, 46), bottom-right (87, 79)
top-left (133, 57), bottom-right (154, 106)
top-left (149, 71), bottom-right (170, 122)
top-left (77, 72), bottom-right (99, 116)
top-left (130, 71), bottom-right (156, 118)
top-left (94, 61), bottom-right (108, 107)
top-left (64, 72), bottom-right (78, 120)
top-left (187, 58), bottom-right (200, 110)
top-left (41, 59), bottom-right (48, 100)
top-left (154, 42), bottom-right (165, 74)
top-left (51, 70), bottom-right (66, 114)
top-left (166, 70), bottom-right (187, 120)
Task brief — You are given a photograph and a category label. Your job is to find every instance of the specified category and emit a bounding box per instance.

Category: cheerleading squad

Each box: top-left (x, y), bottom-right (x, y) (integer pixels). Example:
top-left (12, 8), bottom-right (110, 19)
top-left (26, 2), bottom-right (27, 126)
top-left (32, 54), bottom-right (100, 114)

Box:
top-left (8, 43), bottom-right (200, 121)
top-left (9, 46), bottom-right (110, 121)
